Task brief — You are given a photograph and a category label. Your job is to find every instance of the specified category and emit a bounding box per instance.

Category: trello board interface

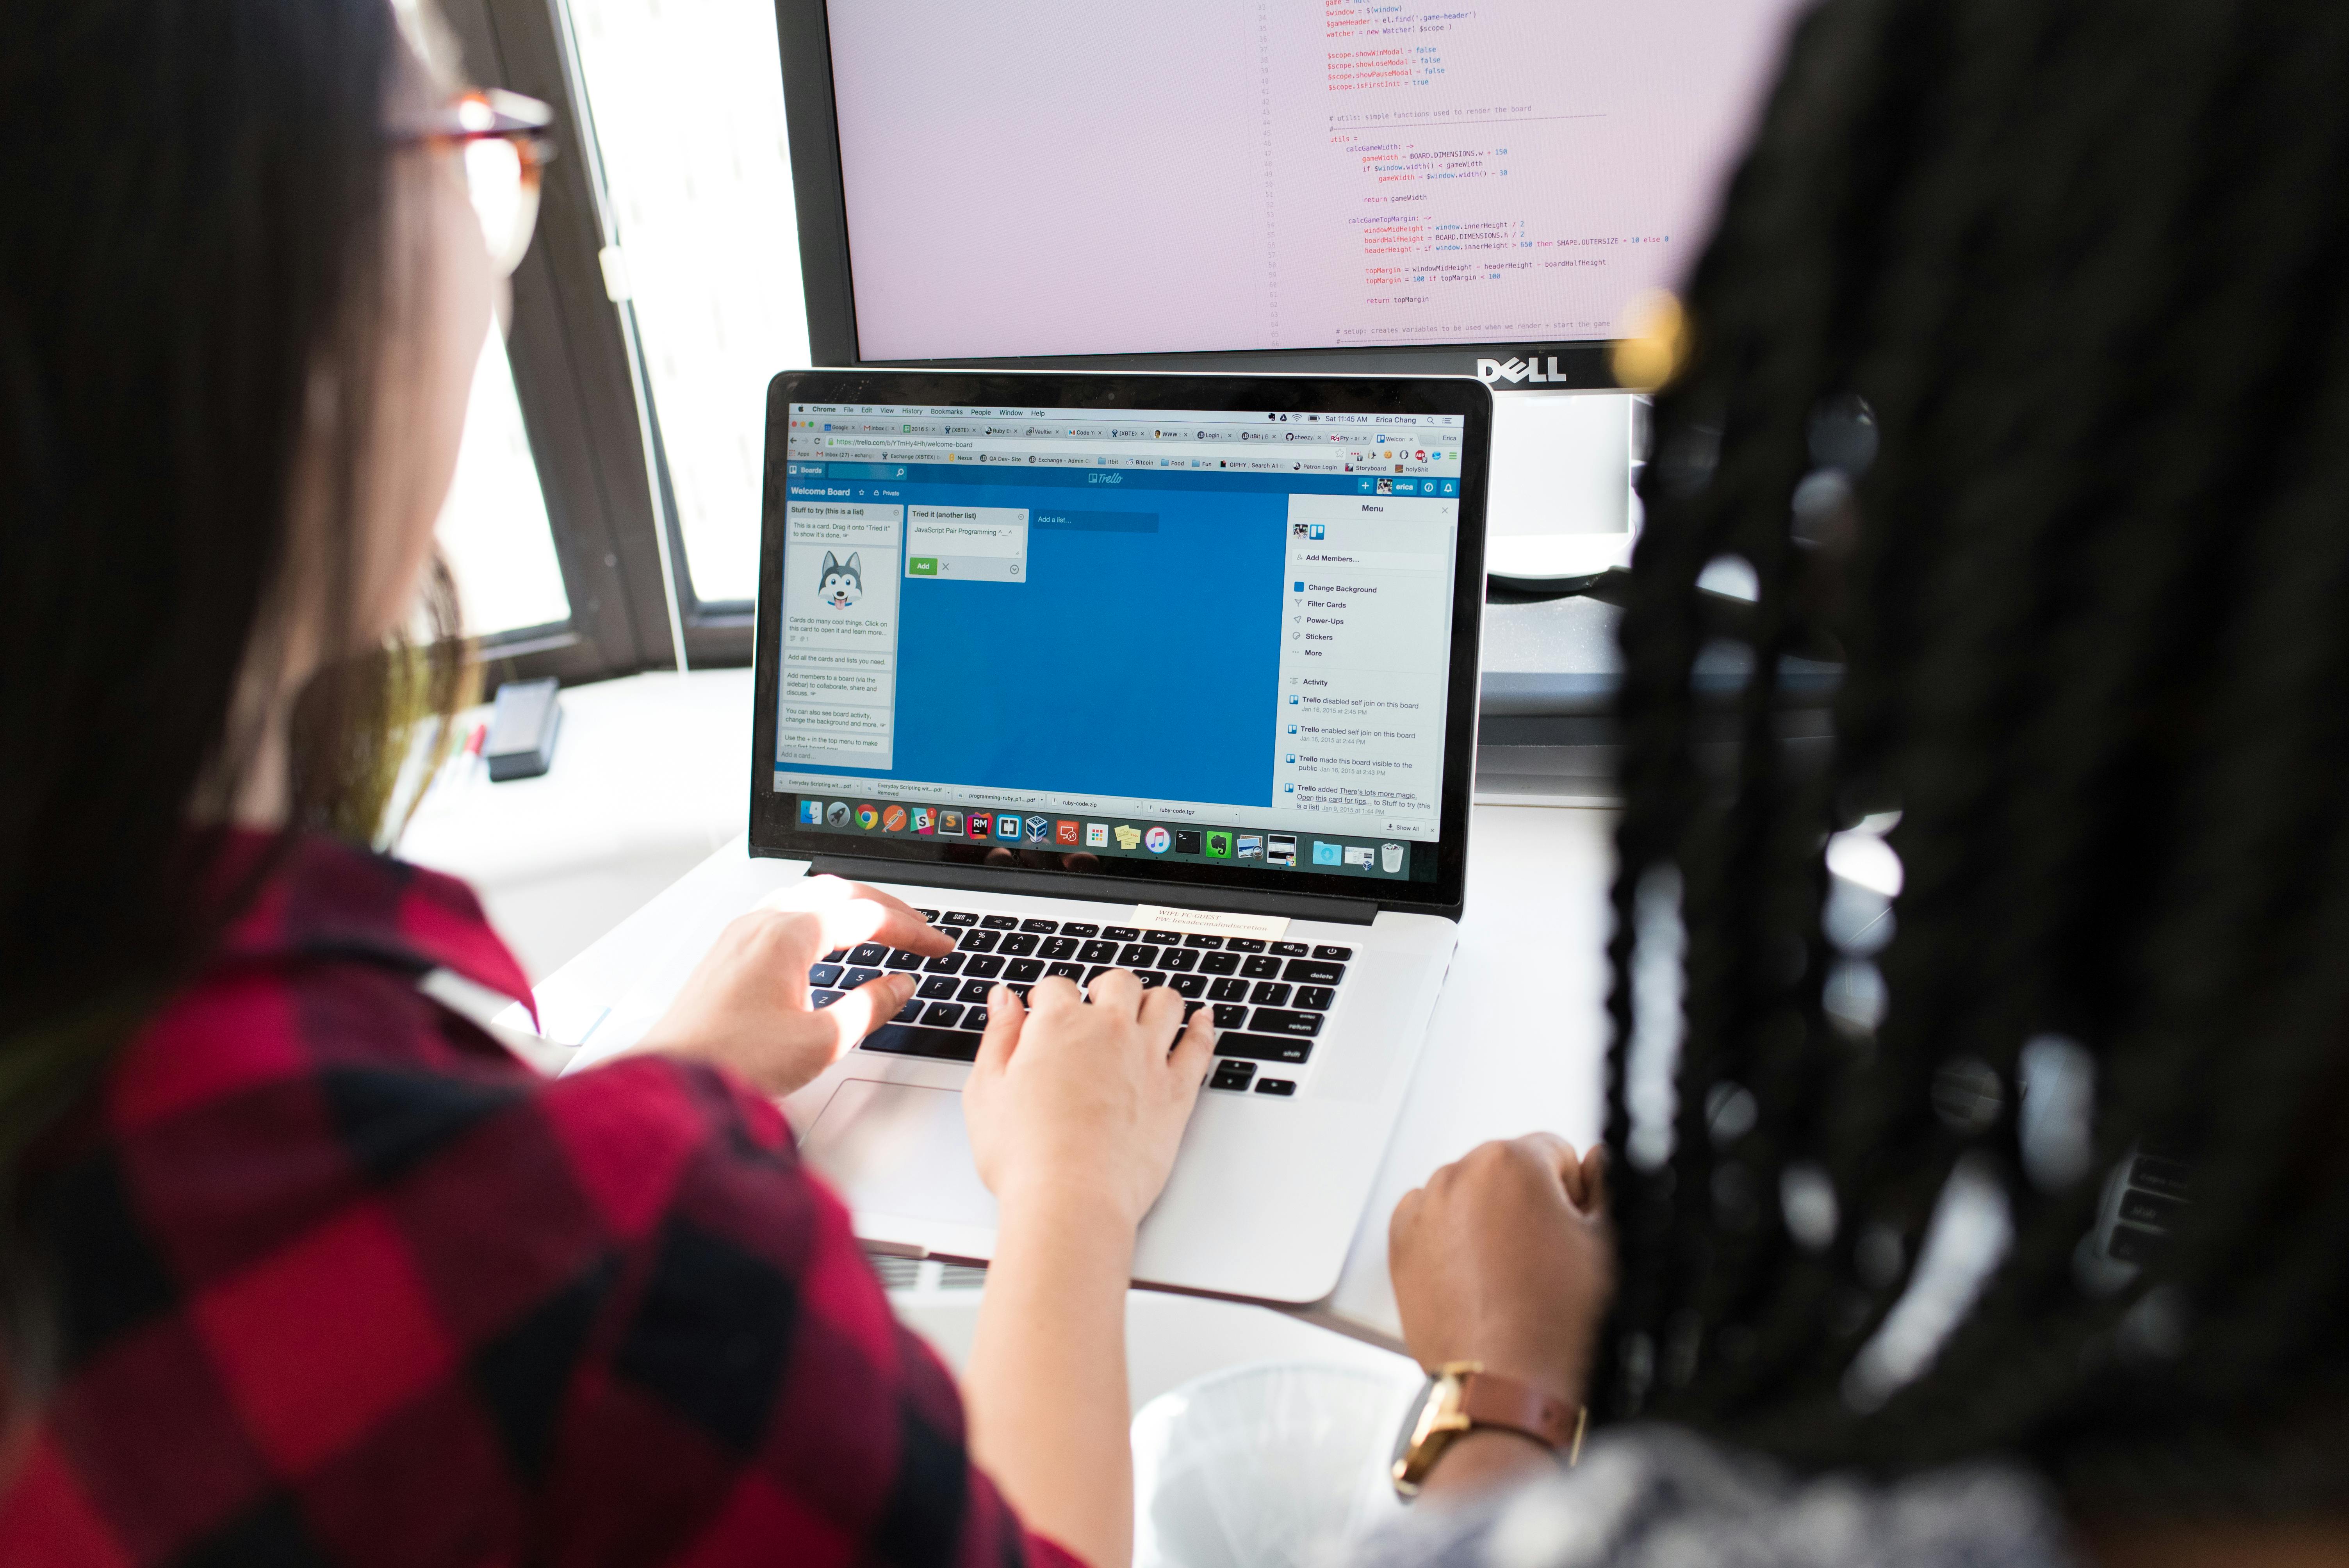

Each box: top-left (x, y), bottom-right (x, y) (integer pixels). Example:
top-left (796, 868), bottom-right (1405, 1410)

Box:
top-left (772, 401), bottom-right (1464, 877)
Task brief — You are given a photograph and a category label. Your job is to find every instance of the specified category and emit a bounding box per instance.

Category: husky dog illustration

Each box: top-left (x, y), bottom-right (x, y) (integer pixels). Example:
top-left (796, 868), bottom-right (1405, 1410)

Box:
top-left (816, 551), bottom-right (863, 608)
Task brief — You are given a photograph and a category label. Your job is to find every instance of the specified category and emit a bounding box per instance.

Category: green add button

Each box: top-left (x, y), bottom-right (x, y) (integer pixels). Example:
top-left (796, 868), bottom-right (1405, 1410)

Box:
top-left (907, 557), bottom-right (938, 577)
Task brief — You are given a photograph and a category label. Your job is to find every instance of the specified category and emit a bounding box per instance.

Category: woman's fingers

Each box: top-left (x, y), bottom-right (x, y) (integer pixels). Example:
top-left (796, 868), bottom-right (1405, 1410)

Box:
top-left (1169, 1004), bottom-right (1215, 1085)
top-left (817, 972), bottom-right (918, 1060)
top-left (1136, 984), bottom-right (1187, 1049)
top-left (1025, 975), bottom-right (1084, 1015)
top-left (1086, 966), bottom-right (1142, 1017)
top-left (976, 983), bottom-right (1027, 1076)
top-left (759, 877), bottom-right (953, 956)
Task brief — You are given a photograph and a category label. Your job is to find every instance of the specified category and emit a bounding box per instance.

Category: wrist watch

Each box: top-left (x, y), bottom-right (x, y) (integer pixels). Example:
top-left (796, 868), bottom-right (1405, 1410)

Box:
top-left (1390, 1361), bottom-right (1586, 1499)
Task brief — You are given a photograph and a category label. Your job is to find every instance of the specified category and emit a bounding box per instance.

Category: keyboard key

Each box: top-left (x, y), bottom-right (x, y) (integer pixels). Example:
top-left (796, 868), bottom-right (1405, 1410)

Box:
top-left (923, 951), bottom-right (967, 975)
top-left (918, 976), bottom-right (961, 1000)
top-left (963, 1006), bottom-right (989, 1031)
top-left (884, 950), bottom-right (925, 971)
top-left (1249, 1007), bottom-right (1323, 1037)
top-left (980, 914), bottom-right (1019, 930)
top-left (1078, 939), bottom-right (1119, 964)
top-left (1103, 925), bottom-right (1141, 941)
top-left (1158, 948), bottom-right (1198, 973)
top-left (1312, 945), bottom-right (1354, 962)
top-left (1199, 951), bottom-right (1240, 975)
top-left (1212, 1003), bottom-right (1248, 1029)
top-left (958, 978), bottom-right (995, 1003)
top-left (1295, 985), bottom-right (1336, 1011)
top-left (1169, 974), bottom-right (1207, 998)
top-left (821, 948), bottom-right (848, 964)
top-left (915, 909), bottom-right (940, 921)
top-left (965, 954), bottom-right (1005, 978)
top-left (844, 967), bottom-right (882, 987)
top-left (1040, 937), bottom-right (1079, 959)
top-left (1046, 961), bottom-right (1085, 980)
top-left (937, 912), bottom-right (978, 928)
top-left (958, 929), bottom-right (1000, 952)
top-left (1209, 1060), bottom-right (1257, 1092)
top-left (1008, 983), bottom-right (1032, 1001)
top-left (1214, 1033), bottom-right (1312, 1065)
top-left (1255, 1078), bottom-right (1298, 1097)
top-left (1020, 918), bottom-right (1060, 934)
top-left (1271, 941), bottom-right (1309, 958)
top-left (1249, 982), bottom-right (1291, 1007)
top-left (893, 996), bottom-right (925, 1024)
top-left (1085, 965), bottom-right (1115, 983)
top-left (1143, 928), bottom-right (1183, 944)
top-left (1137, 972), bottom-right (1166, 989)
top-left (807, 963), bottom-right (844, 987)
top-left (861, 1024), bottom-right (980, 1063)
top-left (1118, 943), bottom-right (1160, 967)
top-left (1225, 939), bottom-right (1266, 953)
top-left (2107, 1224), bottom-right (2163, 1265)
top-left (2119, 1191), bottom-right (2184, 1229)
top-left (847, 942), bottom-right (889, 966)
top-left (1006, 959), bottom-right (1044, 982)
top-left (1061, 922), bottom-right (1101, 938)
top-left (1208, 977), bottom-right (1249, 1002)
top-left (811, 989), bottom-right (845, 1008)
top-left (999, 933), bottom-right (1039, 956)
top-left (1281, 959), bottom-right (1346, 986)
top-left (1240, 955), bottom-right (1283, 979)
top-left (922, 1002), bottom-right (966, 1027)
top-left (2130, 1155), bottom-right (2192, 1199)
top-left (1183, 1000), bottom-right (1206, 1020)
top-left (1183, 934), bottom-right (1224, 949)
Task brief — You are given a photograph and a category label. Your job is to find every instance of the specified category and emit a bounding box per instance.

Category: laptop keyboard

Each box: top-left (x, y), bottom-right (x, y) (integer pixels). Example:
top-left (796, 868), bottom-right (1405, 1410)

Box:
top-left (806, 907), bottom-right (1354, 1098)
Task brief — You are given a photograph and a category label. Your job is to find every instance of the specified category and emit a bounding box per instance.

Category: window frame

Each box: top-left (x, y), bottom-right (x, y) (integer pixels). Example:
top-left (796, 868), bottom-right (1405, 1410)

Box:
top-left (435, 0), bottom-right (758, 683)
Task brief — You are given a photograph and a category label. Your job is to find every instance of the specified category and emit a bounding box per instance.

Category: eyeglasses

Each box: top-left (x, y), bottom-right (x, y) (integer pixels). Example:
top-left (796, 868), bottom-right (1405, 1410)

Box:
top-left (394, 89), bottom-right (557, 278)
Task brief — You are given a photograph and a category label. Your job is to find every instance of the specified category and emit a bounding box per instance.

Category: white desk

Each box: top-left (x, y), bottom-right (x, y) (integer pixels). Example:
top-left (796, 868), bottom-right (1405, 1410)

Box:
top-left (504, 801), bottom-right (1614, 1349)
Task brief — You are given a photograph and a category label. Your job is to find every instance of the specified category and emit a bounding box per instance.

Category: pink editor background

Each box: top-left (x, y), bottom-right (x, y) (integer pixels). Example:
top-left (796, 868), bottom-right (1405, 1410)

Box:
top-left (826, 0), bottom-right (1808, 362)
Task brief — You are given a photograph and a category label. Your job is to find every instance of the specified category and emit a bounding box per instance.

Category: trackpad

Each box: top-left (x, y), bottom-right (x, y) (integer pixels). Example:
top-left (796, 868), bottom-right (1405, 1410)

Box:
top-left (800, 1080), bottom-right (999, 1229)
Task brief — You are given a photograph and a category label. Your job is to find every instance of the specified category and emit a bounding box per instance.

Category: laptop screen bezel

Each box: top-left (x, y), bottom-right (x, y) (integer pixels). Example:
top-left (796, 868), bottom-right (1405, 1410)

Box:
top-left (747, 368), bottom-right (1491, 920)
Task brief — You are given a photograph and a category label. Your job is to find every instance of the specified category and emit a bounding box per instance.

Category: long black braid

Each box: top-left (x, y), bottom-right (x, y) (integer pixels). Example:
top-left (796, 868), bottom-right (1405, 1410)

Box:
top-left (1599, 0), bottom-right (2349, 1511)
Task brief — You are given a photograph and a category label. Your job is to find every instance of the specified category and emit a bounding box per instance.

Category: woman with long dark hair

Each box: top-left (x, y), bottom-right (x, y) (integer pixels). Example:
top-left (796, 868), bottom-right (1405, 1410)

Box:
top-left (0, 5), bottom-right (1206, 1563)
top-left (1371, 0), bottom-right (2349, 1560)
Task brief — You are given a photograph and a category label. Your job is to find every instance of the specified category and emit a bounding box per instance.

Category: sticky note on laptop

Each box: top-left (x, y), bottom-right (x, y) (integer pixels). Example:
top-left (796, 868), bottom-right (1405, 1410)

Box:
top-left (1131, 904), bottom-right (1290, 940)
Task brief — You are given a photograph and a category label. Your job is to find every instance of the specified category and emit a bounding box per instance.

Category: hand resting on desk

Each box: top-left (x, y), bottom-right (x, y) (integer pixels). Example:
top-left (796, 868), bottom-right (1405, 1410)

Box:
top-left (1389, 1133), bottom-right (1616, 1499)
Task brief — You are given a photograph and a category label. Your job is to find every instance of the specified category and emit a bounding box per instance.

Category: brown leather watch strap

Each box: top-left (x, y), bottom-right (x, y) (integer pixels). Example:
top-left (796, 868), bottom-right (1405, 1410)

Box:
top-left (1455, 1370), bottom-right (1583, 1453)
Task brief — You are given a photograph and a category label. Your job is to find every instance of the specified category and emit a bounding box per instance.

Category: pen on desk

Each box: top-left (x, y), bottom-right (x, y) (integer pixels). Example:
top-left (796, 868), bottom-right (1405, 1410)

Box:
top-left (463, 721), bottom-right (487, 785)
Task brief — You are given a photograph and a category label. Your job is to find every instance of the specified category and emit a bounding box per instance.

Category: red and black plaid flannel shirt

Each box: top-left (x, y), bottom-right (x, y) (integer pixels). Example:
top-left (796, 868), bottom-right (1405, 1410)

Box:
top-left (0, 833), bottom-right (1078, 1567)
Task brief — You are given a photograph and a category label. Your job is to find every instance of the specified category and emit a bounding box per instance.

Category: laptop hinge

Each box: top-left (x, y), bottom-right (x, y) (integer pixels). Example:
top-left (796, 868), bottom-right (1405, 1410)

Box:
top-left (804, 854), bottom-right (1380, 926)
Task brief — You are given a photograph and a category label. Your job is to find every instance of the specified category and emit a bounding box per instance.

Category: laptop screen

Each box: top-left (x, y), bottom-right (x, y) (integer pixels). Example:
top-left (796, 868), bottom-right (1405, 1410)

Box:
top-left (750, 374), bottom-right (1488, 911)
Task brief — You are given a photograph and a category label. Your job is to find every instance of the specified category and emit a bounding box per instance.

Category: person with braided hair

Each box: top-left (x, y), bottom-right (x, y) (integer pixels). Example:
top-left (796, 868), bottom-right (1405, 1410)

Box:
top-left (1353, 0), bottom-right (2349, 1561)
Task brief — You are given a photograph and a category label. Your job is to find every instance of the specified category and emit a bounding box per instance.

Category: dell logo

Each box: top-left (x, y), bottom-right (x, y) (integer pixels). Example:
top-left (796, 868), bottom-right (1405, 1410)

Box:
top-left (1475, 355), bottom-right (1568, 385)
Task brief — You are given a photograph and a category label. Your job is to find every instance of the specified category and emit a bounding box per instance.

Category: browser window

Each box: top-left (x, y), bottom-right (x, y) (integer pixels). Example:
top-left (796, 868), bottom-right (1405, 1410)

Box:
top-left (771, 401), bottom-right (1466, 881)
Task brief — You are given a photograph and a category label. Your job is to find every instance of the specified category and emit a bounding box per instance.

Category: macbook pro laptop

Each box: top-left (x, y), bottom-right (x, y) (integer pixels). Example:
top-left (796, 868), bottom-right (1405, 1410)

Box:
top-left (714, 369), bottom-right (1486, 1305)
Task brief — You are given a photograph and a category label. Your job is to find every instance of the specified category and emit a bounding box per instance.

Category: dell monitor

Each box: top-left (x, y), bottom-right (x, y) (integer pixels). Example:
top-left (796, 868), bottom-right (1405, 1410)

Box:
top-left (775, 0), bottom-right (1807, 387)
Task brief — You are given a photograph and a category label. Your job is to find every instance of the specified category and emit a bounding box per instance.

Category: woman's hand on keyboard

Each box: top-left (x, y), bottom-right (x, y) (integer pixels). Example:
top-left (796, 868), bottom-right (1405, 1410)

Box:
top-left (963, 970), bottom-right (1215, 1228)
top-left (629, 875), bottom-right (952, 1097)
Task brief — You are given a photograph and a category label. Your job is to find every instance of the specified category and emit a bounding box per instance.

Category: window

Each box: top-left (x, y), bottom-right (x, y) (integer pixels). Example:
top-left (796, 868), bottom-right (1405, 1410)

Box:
top-left (424, 0), bottom-right (814, 680)
top-left (563, 0), bottom-right (811, 609)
